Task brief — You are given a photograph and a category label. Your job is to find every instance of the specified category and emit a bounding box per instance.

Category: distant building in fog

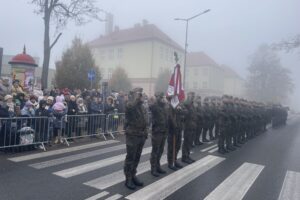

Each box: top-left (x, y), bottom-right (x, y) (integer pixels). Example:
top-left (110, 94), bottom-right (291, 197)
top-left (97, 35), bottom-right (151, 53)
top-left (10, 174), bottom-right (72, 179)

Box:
top-left (186, 52), bottom-right (245, 97)
top-left (89, 21), bottom-right (184, 96)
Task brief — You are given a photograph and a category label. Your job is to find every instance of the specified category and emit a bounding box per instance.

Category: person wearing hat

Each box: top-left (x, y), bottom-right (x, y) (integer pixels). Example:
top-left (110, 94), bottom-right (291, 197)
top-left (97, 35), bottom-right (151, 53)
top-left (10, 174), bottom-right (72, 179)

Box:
top-left (4, 95), bottom-right (14, 117)
top-left (123, 87), bottom-right (147, 190)
top-left (21, 101), bottom-right (35, 117)
top-left (149, 91), bottom-right (168, 177)
top-left (46, 96), bottom-right (54, 111)
top-left (11, 79), bottom-right (25, 97)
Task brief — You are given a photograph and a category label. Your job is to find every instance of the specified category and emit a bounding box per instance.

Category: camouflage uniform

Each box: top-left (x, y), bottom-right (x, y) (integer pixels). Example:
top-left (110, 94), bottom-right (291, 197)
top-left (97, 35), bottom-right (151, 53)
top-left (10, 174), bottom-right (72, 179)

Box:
top-left (149, 92), bottom-right (168, 176)
top-left (124, 88), bottom-right (147, 190)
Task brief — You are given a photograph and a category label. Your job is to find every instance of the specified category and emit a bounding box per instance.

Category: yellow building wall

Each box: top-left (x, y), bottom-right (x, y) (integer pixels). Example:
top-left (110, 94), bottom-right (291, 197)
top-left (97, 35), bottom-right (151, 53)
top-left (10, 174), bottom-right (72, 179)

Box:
top-left (91, 40), bottom-right (184, 96)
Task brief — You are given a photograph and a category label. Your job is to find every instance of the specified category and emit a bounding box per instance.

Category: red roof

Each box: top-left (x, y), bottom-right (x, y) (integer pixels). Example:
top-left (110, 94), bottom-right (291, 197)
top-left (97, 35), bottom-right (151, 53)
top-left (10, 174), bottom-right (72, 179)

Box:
top-left (9, 46), bottom-right (38, 67)
top-left (89, 24), bottom-right (184, 51)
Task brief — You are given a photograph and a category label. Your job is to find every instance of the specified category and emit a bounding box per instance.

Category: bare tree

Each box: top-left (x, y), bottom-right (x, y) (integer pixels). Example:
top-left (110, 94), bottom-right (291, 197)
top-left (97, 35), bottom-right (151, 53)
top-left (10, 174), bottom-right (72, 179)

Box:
top-left (246, 44), bottom-right (294, 103)
top-left (30, 0), bottom-right (100, 88)
top-left (272, 34), bottom-right (300, 52)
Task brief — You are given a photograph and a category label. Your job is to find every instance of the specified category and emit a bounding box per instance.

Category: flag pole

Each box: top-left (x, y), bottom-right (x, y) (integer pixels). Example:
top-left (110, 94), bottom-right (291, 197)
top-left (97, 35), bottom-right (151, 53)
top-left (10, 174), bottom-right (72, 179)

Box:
top-left (172, 52), bottom-right (179, 167)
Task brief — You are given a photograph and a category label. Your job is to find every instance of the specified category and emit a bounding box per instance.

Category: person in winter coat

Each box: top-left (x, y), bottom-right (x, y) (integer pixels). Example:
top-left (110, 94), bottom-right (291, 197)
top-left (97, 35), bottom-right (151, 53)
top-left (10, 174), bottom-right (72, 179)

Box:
top-left (52, 96), bottom-right (67, 144)
top-left (35, 100), bottom-right (50, 145)
top-left (66, 95), bottom-right (78, 138)
top-left (76, 97), bottom-right (88, 136)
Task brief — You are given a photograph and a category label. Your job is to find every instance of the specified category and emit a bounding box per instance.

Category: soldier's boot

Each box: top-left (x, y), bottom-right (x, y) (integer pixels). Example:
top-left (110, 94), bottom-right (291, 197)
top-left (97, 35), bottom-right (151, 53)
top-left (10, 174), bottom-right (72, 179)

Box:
top-left (227, 146), bottom-right (236, 151)
top-left (168, 162), bottom-right (178, 171)
top-left (132, 176), bottom-right (144, 187)
top-left (188, 157), bottom-right (196, 163)
top-left (218, 148), bottom-right (226, 154)
top-left (151, 167), bottom-right (160, 177)
top-left (195, 140), bottom-right (203, 145)
top-left (157, 166), bottom-right (167, 174)
top-left (125, 177), bottom-right (136, 190)
top-left (182, 157), bottom-right (193, 164)
top-left (175, 160), bottom-right (183, 169)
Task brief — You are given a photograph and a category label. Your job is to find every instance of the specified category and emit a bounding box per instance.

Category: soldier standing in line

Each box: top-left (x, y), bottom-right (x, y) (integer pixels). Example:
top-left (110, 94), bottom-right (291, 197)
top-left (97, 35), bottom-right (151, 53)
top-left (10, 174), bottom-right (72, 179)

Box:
top-left (218, 95), bottom-right (230, 154)
top-left (194, 96), bottom-right (204, 146)
top-left (182, 92), bottom-right (197, 164)
top-left (214, 97), bottom-right (222, 140)
top-left (149, 92), bottom-right (168, 177)
top-left (167, 100), bottom-right (184, 170)
top-left (202, 97), bottom-right (212, 142)
top-left (123, 87), bottom-right (148, 190)
top-left (209, 97), bottom-right (217, 140)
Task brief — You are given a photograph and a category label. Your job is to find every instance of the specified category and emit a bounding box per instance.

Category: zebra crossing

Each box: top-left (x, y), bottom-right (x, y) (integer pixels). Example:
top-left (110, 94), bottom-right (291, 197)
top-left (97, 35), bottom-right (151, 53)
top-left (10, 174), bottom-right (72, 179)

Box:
top-left (7, 139), bottom-right (300, 200)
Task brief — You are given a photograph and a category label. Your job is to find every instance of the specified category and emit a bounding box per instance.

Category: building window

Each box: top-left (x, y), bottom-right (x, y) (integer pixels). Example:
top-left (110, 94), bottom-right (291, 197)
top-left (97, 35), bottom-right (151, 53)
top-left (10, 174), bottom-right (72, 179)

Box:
top-left (99, 50), bottom-right (105, 60)
top-left (194, 68), bottom-right (198, 76)
top-left (202, 81), bottom-right (208, 89)
top-left (203, 68), bottom-right (209, 76)
top-left (193, 81), bottom-right (197, 90)
top-left (117, 48), bottom-right (123, 59)
top-left (165, 48), bottom-right (168, 61)
top-left (108, 68), bottom-right (113, 79)
top-left (109, 49), bottom-right (114, 60)
top-left (160, 46), bottom-right (164, 59)
top-left (169, 49), bottom-right (173, 62)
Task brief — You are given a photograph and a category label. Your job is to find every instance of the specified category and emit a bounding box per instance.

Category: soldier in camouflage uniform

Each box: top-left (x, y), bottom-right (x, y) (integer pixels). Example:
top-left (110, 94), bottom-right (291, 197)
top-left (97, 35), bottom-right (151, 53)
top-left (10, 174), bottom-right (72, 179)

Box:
top-left (202, 97), bottom-right (213, 142)
top-left (123, 87), bottom-right (148, 190)
top-left (194, 96), bottom-right (204, 146)
top-left (182, 92), bottom-right (197, 164)
top-left (218, 95), bottom-right (230, 154)
top-left (149, 92), bottom-right (168, 177)
top-left (167, 101), bottom-right (185, 170)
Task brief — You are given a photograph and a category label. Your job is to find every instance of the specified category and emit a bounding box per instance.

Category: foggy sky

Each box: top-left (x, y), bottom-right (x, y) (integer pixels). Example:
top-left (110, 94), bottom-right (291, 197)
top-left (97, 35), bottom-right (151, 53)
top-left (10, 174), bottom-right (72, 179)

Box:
top-left (0, 0), bottom-right (299, 109)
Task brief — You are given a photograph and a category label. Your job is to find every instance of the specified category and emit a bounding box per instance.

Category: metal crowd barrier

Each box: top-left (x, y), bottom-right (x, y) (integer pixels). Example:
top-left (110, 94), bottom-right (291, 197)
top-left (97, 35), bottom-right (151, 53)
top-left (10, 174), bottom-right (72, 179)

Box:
top-left (60, 114), bottom-right (107, 146)
top-left (0, 112), bottom-right (152, 151)
top-left (0, 116), bottom-right (50, 151)
top-left (106, 113), bottom-right (125, 139)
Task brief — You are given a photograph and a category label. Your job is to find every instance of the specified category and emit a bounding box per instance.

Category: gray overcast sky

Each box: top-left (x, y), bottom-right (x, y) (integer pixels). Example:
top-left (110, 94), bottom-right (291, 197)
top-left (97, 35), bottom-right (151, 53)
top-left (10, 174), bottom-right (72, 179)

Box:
top-left (0, 0), bottom-right (299, 109)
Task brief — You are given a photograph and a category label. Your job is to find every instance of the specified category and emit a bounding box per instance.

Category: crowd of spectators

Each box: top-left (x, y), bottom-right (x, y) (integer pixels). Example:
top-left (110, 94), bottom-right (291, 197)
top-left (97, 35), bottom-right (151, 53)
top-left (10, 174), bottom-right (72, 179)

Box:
top-left (0, 78), bottom-right (128, 149)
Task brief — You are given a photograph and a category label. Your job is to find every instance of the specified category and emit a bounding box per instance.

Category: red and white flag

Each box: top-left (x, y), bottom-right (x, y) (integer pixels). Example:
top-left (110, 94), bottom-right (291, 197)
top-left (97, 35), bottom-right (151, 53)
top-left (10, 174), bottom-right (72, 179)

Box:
top-left (167, 64), bottom-right (185, 108)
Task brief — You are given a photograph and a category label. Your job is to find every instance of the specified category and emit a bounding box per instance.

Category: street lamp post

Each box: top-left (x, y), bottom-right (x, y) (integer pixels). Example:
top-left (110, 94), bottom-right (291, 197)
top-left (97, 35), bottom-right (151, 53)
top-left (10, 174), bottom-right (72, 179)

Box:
top-left (175, 9), bottom-right (211, 88)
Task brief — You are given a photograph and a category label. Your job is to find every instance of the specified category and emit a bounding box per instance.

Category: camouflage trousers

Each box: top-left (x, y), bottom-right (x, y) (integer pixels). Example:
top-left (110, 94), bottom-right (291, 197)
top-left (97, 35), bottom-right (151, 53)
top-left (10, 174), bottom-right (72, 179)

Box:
top-left (150, 133), bottom-right (167, 170)
top-left (124, 135), bottom-right (146, 178)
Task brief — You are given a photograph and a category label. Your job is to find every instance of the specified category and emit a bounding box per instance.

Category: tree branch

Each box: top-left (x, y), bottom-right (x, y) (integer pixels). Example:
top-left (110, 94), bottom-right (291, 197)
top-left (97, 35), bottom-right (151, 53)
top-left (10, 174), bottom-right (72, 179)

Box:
top-left (50, 32), bottom-right (62, 50)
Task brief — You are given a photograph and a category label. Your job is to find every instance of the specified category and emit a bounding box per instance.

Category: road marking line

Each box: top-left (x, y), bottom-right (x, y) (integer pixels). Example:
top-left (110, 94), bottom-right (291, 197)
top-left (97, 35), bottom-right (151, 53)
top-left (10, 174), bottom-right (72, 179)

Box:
top-left (278, 170), bottom-right (300, 200)
top-left (8, 140), bottom-right (119, 162)
top-left (201, 144), bottom-right (218, 152)
top-left (208, 147), bottom-right (218, 153)
top-left (84, 151), bottom-right (183, 190)
top-left (125, 155), bottom-right (225, 200)
top-left (85, 191), bottom-right (109, 200)
top-left (204, 162), bottom-right (264, 200)
top-left (105, 194), bottom-right (123, 200)
top-left (30, 144), bottom-right (125, 169)
top-left (53, 146), bottom-right (152, 178)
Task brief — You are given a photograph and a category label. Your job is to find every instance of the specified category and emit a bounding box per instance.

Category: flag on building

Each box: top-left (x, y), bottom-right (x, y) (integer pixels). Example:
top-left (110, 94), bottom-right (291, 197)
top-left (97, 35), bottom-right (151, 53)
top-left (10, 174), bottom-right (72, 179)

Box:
top-left (167, 64), bottom-right (185, 108)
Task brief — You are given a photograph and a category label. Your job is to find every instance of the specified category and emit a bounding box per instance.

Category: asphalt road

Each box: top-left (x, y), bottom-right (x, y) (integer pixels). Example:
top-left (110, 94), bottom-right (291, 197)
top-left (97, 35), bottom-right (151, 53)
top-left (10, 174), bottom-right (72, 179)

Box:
top-left (0, 115), bottom-right (299, 200)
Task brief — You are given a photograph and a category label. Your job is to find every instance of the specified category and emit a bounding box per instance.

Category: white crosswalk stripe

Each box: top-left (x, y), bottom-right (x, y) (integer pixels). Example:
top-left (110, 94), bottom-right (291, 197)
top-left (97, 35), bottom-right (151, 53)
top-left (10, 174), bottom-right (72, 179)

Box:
top-left (29, 144), bottom-right (125, 169)
top-left (125, 155), bottom-right (225, 200)
top-left (278, 170), bottom-right (300, 200)
top-left (85, 191), bottom-right (109, 200)
top-left (104, 194), bottom-right (123, 200)
top-left (208, 147), bottom-right (218, 153)
top-left (84, 151), bottom-right (183, 190)
top-left (8, 140), bottom-right (119, 162)
top-left (201, 144), bottom-right (218, 152)
top-left (204, 162), bottom-right (264, 200)
top-left (53, 146), bottom-right (152, 178)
